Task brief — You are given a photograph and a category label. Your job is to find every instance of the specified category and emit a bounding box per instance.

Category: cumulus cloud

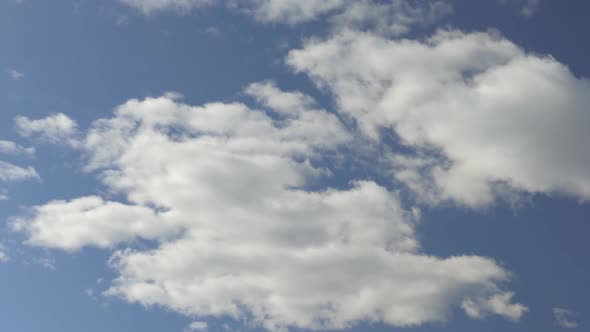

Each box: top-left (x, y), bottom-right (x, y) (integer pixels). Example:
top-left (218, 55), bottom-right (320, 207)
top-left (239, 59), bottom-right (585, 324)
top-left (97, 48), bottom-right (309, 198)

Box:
top-left (553, 308), bottom-right (579, 328)
top-left (12, 196), bottom-right (180, 252)
top-left (14, 85), bottom-right (524, 330)
top-left (15, 113), bottom-right (79, 146)
top-left (0, 140), bottom-right (35, 157)
top-left (288, 29), bottom-right (590, 207)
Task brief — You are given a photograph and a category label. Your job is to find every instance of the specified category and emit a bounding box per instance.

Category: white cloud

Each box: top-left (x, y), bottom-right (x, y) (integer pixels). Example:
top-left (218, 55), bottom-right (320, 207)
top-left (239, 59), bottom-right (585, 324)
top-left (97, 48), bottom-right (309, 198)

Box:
top-left (288, 29), bottom-right (590, 207)
top-left (0, 140), bottom-right (35, 157)
top-left (498, 0), bottom-right (541, 19)
top-left (0, 141), bottom-right (38, 199)
top-left (35, 255), bottom-right (56, 270)
top-left (462, 292), bottom-right (528, 321)
top-left (331, 0), bottom-right (452, 37)
top-left (0, 243), bottom-right (9, 262)
top-left (118, 0), bottom-right (451, 32)
top-left (244, 80), bottom-right (318, 114)
top-left (553, 308), bottom-right (579, 328)
top-left (500, 0), bottom-right (539, 18)
top-left (0, 161), bottom-right (39, 182)
top-left (12, 196), bottom-right (180, 252)
top-left (118, 0), bottom-right (346, 21)
top-left (15, 113), bottom-right (79, 146)
top-left (15, 86), bottom-right (524, 330)
top-left (6, 69), bottom-right (24, 80)
top-left (204, 26), bottom-right (222, 37)
top-left (239, 0), bottom-right (348, 24)
top-left (118, 0), bottom-right (213, 14)
top-left (185, 321), bottom-right (208, 332)
top-left (520, 0), bottom-right (540, 18)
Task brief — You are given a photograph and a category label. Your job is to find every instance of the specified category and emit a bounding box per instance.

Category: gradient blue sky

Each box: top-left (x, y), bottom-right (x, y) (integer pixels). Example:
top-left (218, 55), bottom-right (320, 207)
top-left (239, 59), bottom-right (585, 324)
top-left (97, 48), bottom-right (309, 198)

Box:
top-left (1, 1), bottom-right (588, 332)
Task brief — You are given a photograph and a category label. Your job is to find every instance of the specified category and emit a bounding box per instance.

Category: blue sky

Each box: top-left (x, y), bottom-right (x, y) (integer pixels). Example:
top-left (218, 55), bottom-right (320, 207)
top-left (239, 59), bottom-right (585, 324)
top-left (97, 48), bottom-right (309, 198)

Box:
top-left (0, 1), bottom-right (588, 331)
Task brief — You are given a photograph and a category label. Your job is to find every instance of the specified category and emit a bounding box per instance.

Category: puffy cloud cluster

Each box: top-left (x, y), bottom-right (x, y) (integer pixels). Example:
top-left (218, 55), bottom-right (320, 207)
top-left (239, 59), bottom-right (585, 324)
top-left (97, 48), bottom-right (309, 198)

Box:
top-left (14, 83), bottom-right (524, 330)
top-left (288, 29), bottom-right (590, 207)
top-left (11, 0), bottom-right (590, 330)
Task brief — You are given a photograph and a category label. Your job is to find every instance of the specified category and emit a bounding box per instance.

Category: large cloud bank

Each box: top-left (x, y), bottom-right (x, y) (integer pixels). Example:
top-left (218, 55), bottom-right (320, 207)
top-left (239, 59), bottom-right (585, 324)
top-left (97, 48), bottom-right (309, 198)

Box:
top-left (14, 83), bottom-right (525, 330)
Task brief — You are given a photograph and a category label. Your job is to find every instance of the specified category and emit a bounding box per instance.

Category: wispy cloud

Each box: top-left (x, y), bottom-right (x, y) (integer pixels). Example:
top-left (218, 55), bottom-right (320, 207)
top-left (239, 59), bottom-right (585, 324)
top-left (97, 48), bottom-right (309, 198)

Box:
top-left (0, 140), bottom-right (35, 157)
top-left (6, 69), bottom-right (24, 80)
top-left (0, 161), bottom-right (39, 182)
top-left (553, 308), bottom-right (579, 328)
top-left (0, 243), bottom-right (8, 263)
top-left (185, 321), bottom-right (208, 332)
top-left (521, 0), bottom-right (540, 18)
top-left (204, 26), bottom-right (222, 37)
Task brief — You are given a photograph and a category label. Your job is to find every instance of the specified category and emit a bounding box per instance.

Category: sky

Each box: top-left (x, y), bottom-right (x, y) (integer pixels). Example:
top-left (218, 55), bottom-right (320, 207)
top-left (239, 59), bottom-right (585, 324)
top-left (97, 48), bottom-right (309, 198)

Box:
top-left (0, 1), bottom-right (588, 332)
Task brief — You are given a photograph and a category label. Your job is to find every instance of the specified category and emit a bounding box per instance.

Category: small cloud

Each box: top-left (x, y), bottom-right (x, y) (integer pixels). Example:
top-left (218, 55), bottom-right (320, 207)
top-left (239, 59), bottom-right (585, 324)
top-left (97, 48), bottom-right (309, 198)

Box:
top-left (0, 140), bottom-right (35, 157)
top-left (553, 308), bottom-right (579, 328)
top-left (118, 0), bottom-right (213, 15)
top-left (100, 7), bottom-right (129, 25)
top-left (0, 243), bottom-right (9, 262)
top-left (15, 113), bottom-right (79, 146)
top-left (6, 69), bottom-right (24, 80)
top-left (0, 189), bottom-right (8, 201)
top-left (185, 321), bottom-right (207, 332)
top-left (114, 14), bottom-right (129, 25)
top-left (0, 161), bottom-right (39, 182)
top-left (204, 26), bottom-right (222, 37)
top-left (521, 0), bottom-right (539, 18)
top-left (36, 255), bottom-right (56, 270)
top-left (499, 0), bottom-right (539, 18)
